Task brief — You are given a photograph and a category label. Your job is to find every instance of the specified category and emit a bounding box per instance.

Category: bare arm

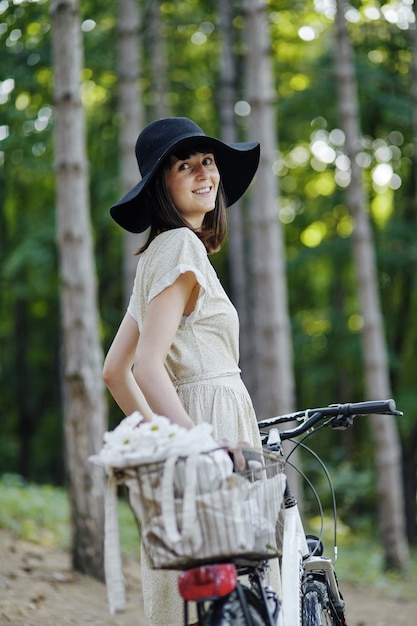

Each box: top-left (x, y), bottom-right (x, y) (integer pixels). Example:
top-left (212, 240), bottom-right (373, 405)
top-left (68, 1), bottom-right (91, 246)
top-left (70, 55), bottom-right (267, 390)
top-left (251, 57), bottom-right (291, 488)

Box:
top-left (133, 271), bottom-right (198, 430)
top-left (102, 312), bottom-right (154, 420)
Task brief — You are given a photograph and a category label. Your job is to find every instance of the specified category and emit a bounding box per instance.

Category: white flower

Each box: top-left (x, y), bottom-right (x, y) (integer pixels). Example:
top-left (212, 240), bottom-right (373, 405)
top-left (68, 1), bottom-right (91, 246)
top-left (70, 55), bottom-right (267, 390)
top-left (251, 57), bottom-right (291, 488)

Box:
top-left (90, 412), bottom-right (197, 468)
top-left (136, 416), bottom-right (184, 452)
top-left (89, 411), bottom-right (226, 470)
top-left (102, 411), bottom-right (144, 450)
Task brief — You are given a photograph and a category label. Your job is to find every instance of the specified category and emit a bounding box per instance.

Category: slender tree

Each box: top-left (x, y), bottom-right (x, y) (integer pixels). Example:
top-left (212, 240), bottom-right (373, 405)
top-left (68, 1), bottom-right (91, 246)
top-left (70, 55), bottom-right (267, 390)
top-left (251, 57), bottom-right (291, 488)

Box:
top-left (147, 0), bottom-right (169, 120)
top-left (412, 0), bottom-right (417, 203)
top-left (334, 0), bottom-right (410, 570)
top-left (244, 0), bottom-right (295, 418)
top-left (400, 0), bottom-right (417, 545)
top-left (50, 0), bottom-right (107, 579)
top-left (117, 0), bottom-right (146, 301)
top-left (217, 0), bottom-right (253, 387)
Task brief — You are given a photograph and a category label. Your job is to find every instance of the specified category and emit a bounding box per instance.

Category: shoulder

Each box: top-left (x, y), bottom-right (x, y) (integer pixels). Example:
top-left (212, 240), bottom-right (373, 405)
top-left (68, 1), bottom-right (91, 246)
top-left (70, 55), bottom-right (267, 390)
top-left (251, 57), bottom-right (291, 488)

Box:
top-left (147, 228), bottom-right (207, 260)
top-left (139, 228), bottom-right (208, 279)
top-left (156, 227), bottom-right (204, 248)
top-left (138, 228), bottom-right (209, 305)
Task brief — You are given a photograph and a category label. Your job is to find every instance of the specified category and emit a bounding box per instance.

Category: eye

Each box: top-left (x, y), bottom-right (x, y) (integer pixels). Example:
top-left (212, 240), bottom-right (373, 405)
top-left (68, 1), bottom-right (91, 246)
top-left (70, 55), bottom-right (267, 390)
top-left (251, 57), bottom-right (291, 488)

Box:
top-left (178, 161), bottom-right (190, 171)
top-left (203, 155), bottom-right (215, 166)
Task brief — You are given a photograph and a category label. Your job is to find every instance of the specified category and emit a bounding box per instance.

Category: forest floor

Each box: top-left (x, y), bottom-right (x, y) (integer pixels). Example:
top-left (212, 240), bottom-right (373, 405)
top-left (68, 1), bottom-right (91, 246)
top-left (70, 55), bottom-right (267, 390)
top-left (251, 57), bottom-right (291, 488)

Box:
top-left (0, 529), bottom-right (416, 626)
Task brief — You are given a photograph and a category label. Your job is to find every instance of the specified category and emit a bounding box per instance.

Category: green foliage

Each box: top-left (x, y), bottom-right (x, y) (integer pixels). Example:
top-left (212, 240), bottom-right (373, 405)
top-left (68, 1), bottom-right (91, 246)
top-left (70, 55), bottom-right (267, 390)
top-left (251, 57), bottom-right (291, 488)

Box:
top-left (0, 0), bottom-right (61, 482)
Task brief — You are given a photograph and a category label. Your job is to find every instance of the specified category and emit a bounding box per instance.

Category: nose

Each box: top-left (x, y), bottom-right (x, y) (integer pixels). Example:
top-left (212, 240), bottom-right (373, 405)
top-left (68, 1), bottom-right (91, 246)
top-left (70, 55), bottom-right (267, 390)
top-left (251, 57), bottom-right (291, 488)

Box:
top-left (194, 161), bottom-right (207, 177)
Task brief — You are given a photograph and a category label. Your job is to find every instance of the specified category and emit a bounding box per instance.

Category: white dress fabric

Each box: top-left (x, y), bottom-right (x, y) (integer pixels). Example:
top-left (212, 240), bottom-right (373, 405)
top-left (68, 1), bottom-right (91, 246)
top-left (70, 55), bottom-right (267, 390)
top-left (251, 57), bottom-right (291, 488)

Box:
top-left (128, 228), bottom-right (262, 626)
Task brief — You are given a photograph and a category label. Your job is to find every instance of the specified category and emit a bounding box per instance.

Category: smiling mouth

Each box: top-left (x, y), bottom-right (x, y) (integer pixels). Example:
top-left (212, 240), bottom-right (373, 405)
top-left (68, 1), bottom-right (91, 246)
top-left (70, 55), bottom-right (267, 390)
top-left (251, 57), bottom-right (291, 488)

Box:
top-left (193, 186), bottom-right (212, 195)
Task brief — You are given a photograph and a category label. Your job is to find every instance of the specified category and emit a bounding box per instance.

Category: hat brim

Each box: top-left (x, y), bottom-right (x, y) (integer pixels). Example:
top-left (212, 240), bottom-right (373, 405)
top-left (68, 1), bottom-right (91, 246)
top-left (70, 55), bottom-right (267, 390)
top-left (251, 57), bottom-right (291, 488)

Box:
top-left (110, 136), bottom-right (260, 233)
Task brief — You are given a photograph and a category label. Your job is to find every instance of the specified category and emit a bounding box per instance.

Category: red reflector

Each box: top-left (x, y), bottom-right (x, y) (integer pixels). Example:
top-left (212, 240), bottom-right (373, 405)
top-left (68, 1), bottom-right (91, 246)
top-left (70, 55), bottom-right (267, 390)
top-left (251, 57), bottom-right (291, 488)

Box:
top-left (178, 564), bottom-right (237, 601)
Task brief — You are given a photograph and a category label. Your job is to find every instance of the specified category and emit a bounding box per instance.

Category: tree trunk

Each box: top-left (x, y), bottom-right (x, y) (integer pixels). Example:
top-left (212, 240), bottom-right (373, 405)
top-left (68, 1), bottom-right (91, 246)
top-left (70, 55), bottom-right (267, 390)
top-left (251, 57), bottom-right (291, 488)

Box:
top-left (334, 0), bottom-right (410, 571)
top-left (217, 0), bottom-right (253, 390)
top-left (147, 0), bottom-right (169, 120)
top-left (244, 0), bottom-right (295, 418)
top-left (51, 0), bottom-right (107, 580)
top-left (117, 0), bottom-right (146, 303)
top-left (402, 0), bottom-right (417, 545)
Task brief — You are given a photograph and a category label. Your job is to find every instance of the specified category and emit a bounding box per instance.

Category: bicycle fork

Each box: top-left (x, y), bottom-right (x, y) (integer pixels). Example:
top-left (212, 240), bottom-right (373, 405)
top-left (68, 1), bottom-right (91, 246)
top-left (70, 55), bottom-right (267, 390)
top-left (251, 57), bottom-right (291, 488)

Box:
top-left (279, 493), bottom-right (309, 626)
top-left (303, 556), bottom-right (348, 626)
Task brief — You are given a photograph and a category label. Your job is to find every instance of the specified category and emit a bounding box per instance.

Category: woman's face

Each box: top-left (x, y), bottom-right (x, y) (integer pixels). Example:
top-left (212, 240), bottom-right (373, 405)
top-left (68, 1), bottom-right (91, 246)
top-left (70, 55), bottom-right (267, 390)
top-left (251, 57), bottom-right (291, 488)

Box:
top-left (164, 151), bottom-right (220, 228)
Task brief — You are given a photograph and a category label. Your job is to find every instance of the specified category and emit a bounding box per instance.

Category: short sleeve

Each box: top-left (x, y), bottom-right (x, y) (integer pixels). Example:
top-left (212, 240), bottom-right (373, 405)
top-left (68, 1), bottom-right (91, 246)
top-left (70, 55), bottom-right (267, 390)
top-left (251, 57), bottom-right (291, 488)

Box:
top-left (127, 293), bottom-right (137, 321)
top-left (126, 269), bottom-right (139, 321)
top-left (137, 229), bottom-right (208, 325)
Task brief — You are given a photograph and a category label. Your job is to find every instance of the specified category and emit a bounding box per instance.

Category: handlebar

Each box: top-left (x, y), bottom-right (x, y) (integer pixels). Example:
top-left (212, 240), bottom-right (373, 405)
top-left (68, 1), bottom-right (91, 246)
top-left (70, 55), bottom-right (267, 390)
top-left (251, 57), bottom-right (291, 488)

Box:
top-left (258, 398), bottom-right (402, 442)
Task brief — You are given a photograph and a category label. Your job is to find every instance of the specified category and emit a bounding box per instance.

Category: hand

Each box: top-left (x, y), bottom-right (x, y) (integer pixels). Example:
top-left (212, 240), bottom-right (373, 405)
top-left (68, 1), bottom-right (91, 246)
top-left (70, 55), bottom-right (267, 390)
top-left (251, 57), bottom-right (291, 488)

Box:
top-left (217, 438), bottom-right (251, 472)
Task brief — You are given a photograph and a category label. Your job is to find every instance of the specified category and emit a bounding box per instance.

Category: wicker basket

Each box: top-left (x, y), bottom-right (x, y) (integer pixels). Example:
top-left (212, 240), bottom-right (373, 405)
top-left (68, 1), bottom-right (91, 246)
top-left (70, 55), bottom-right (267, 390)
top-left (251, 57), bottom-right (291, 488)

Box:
top-left (116, 447), bottom-right (286, 570)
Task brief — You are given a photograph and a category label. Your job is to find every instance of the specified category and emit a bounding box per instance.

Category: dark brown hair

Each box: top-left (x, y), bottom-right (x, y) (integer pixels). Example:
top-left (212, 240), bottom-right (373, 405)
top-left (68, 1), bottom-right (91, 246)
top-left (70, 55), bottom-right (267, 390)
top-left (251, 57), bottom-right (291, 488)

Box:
top-left (136, 149), bottom-right (227, 254)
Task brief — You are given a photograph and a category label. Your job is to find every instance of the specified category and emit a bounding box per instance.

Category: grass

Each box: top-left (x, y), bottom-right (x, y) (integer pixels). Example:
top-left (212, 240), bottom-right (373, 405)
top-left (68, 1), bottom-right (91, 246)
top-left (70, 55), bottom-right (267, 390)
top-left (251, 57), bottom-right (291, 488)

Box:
top-left (0, 474), bottom-right (415, 598)
top-left (0, 473), bottom-right (141, 559)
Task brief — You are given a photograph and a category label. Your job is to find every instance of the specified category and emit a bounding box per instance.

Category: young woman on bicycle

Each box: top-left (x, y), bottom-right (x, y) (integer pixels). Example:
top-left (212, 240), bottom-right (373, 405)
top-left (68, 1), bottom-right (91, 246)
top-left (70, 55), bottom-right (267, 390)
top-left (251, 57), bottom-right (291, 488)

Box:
top-left (102, 116), bottom-right (261, 626)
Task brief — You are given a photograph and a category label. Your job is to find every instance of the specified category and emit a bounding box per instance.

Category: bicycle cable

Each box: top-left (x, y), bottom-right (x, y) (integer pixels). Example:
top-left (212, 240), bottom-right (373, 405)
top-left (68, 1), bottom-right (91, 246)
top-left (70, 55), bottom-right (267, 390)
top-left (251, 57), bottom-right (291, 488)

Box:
top-left (284, 425), bottom-right (339, 560)
top-left (282, 453), bottom-right (325, 558)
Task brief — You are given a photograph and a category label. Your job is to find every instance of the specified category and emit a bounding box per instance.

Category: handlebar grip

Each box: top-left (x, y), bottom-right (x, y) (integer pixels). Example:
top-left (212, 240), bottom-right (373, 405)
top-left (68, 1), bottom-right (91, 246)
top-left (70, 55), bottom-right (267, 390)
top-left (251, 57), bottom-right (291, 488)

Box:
top-left (342, 398), bottom-right (397, 415)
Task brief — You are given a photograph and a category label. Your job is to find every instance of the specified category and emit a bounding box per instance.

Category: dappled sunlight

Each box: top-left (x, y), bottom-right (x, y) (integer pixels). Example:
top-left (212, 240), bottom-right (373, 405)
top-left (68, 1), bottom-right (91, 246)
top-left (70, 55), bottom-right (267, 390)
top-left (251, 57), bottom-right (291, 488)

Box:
top-left (278, 198), bottom-right (298, 224)
top-left (300, 221), bottom-right (327, 247)
top-left (195, 85), bottom-right (212, 101)
top-left (315, 0), bottom-right (415, 29)
top-left (15, 91), bottom-right (30, 110)
top-left (0, 77), bottom-right (14, 103)
top-left (380, 1), bottom-right (415, 29)
top-left (80, 80), bottom-right (108, 107)
top-left (347, 314), bottom-right (363, 333)
top-left (301, 314), bottom-right (331, 337)
top-left (336, 214), bottom-right (354, 237)
top-left (372, 163), bottom-right (394, 188)
top-left (298, 25), bottom-right (316, 41)
top-left (311, 136), bottom-right (336, 165)
top-left (371, 189), bottom-right (395, 227)
top-left (81, 19), bottom-right (96, 33)
top-left (305, 171), bottom-right (335, 197)
top-left (289, 73), bottom-right (310, 91)
top-left (296, 310), bottom-right (330, 357)
top-left (234, 100), bottom-right (251, 117)
top-left (275, 123), bottom-right (407, 231)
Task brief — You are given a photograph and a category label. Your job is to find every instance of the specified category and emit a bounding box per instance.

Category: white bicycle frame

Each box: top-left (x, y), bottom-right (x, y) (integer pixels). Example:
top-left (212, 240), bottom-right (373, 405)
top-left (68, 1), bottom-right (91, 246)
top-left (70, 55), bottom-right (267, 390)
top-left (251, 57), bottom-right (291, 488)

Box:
top-left (277, 503), bottom-right (309, 626)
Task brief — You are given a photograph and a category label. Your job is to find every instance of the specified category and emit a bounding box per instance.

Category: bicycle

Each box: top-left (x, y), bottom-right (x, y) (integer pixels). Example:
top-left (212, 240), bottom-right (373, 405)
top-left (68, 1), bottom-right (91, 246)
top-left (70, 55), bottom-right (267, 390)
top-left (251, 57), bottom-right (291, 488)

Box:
top-left (172, 398), bottom-right (402, 626)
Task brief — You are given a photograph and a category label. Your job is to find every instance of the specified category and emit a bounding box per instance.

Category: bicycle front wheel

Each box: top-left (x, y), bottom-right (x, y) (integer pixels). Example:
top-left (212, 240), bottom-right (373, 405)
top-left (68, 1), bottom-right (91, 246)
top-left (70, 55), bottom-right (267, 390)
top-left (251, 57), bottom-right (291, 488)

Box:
top-left (302, 582), bottom-right (336, 626)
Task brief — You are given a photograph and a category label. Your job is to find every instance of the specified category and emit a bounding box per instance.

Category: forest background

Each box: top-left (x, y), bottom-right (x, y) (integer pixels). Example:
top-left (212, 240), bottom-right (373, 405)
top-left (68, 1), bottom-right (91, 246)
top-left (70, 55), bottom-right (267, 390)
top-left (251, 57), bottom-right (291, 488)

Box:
top-left (1, 0), bottom-right (416, 579)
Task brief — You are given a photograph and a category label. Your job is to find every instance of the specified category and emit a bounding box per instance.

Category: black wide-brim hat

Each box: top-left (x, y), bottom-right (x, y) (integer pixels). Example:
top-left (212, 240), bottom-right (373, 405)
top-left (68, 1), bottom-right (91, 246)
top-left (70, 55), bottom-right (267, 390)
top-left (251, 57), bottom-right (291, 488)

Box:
top-left (110, 117), bottom-right (260, 233)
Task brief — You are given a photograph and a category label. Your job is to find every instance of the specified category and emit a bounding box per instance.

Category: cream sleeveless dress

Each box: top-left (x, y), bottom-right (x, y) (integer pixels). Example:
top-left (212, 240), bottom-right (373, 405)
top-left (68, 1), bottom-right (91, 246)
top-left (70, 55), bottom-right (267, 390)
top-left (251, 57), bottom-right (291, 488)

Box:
top-left (128, 227), bottom-right (262, 626)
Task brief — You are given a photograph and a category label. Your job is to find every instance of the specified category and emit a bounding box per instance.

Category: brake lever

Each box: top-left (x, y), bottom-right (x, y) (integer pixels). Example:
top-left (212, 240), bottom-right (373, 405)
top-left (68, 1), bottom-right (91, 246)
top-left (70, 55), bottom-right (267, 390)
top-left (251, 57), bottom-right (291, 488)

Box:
top-left (329, 414), bottom-right (354, 430)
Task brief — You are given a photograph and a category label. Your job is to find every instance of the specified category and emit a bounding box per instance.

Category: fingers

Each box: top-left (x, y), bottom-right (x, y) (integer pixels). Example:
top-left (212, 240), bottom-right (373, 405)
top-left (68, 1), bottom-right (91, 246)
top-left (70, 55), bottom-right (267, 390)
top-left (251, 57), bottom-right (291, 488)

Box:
top-left (217, 439), bottom-right (246, 472)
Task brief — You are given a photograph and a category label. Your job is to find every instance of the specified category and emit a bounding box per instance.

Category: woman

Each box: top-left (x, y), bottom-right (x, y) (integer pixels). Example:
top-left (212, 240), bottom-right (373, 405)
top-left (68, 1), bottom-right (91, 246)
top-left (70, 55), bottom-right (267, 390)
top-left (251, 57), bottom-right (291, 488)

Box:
top-left (103, 116), bottom-right (261, 626)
